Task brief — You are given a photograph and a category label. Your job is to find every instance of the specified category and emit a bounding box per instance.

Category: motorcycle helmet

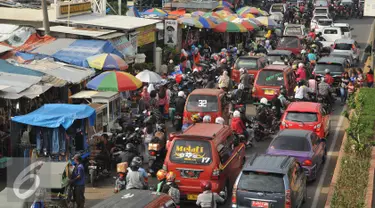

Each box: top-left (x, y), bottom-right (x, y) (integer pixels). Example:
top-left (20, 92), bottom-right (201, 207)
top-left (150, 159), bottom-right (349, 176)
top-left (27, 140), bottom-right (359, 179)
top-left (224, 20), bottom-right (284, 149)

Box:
top-left (298, 63), bottom-right (304, 68)
top-left (233, 110), bottom-right (241, 118)
top-left (203, 115), bottom-right (211, 123)
top-left (131, 156), bottom-right (142, 168)
top-left (191, 114), bottom-right (201, 123)
top-left (156, 123), bottom-right (165, 132)
top-left (169, 59), bottom-right (174, 64)
top-left (260, 97), bottom-right (268, 105)
top-left (311, 44), bottom-right (317, 49)
top-left (166, 171), bottom-right (176, 182)
top-left (125, 143), bottom-right (135, 151)
top-left (193, 68), bottom-right (199, 73)
top-left (215, 117), bottom-right (225, 125)
top-left (239, 68), bottom-right (245, 74)
top-left (200, 181), bottom-right (212, 191)
top-left (325, 68), bottom-right (330, 74)
top-left (301, 49), bottom-right (307, 54)
top-left (280, 88), bottom-right (287, 96)
top-left (178, 91), bottom-right (185, 97)
top-left (220, 58), bottom-right (227, 64)
top-left (156, 169), bottom-right (167, 181)
top-left (292, 64), bottom-right (298, 70)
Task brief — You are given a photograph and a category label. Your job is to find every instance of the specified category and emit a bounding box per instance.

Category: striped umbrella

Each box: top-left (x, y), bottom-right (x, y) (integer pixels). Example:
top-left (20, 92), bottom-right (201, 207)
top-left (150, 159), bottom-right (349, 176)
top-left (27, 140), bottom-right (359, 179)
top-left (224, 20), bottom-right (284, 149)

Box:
top-left (256, 16), bottom-right (278, 28)
top-left (213, 10), bottom-right (233, 18)
top-left (214, 21), bottom-right (247, 32)
top-left (223, 14), bottom-right (239, 21)
top-left (87, 53), bottom-right (128, 71)
top-left (191, 11), bottom-right (205, 16)
top-left (197, 16), bottom-right (217, 28)
top-left (177, 17), bottom-right (204, 28)
top-left (218, 0), bottom-right (234, 8)
top-left (240, 13), bottom-right (256, 18)
top-left (236, 6), bottom-right (252, 15)
top-left (258, 9), bottom-right (269, 16)
top-left (87, 71), bottom-right (142, 92)
top-left (206, 15), bottom-right (223, 24)
top-left (231, 18), bottom-right (259, 31)
top-left (213, 6), bottom-right (234, 12)
top-left (247, 18), bottom-right (263, 27)
top-left (142, 8), bottom-right (168, 17)
top-left (237, 6), bottom-right (261, 16)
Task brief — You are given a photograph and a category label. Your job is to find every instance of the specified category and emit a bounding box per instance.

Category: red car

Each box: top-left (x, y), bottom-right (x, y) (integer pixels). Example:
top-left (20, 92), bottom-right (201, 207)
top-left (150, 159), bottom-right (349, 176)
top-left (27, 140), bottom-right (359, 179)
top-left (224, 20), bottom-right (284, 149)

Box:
top-left (231, 55), bottom-right (268, 84)
top-left (280, 102), bottom-right (330, 139)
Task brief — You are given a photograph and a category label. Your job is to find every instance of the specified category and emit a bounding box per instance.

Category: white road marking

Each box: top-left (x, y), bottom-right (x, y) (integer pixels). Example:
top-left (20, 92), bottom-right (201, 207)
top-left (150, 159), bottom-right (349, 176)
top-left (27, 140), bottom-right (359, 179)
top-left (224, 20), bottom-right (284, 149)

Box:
top-left (311, 106), bottom-right (346, 208)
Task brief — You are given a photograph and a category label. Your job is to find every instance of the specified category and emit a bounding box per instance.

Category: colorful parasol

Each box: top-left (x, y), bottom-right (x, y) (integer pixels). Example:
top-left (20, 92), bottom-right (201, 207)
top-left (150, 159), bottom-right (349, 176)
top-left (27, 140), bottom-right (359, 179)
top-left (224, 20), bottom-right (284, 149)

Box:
top-left (87, 71), bottom-right (142, 92)
top-left (191, 11), bottom-right (205, 16)
top-left (256, 16), bottom-right (278, 28)
top-left (214, 21), bottom-right (247, 32)
top-left (223, 14), bottom-right (239, 21)
top-left (197, 16), bottom-right (217, 28)
top-left (213, 6), bottom-right (234, 12)
top-left (206, 15), bottom-right (223, 24)
top-left (168, 9), bottom-right (186, 17)
top-left (142, 8), bottom-right (168, 17)
top-left (177, 17), bottom-right (204, 28)
top-left (257, 9), bottom-right (269, 16)
top-left (218, 0), bottom-right (234, 8)
top-left (213, 10), bottom-right (233, 18)
top-left (231, 18), bottom-right (259, 31)
top-left (237, 6), bottom-right (261, 15)
top-left (87, 53), bottom-right (128, 71)
top-left (240, 13), bottom-right (255, 18)
top-left (247, 18), bottom-right (263, 27)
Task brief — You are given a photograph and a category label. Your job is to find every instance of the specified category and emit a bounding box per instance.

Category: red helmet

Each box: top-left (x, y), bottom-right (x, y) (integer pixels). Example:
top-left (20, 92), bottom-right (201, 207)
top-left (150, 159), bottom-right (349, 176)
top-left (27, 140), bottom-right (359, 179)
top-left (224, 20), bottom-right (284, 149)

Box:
top-left (200, 181), bottom-right (212, 191)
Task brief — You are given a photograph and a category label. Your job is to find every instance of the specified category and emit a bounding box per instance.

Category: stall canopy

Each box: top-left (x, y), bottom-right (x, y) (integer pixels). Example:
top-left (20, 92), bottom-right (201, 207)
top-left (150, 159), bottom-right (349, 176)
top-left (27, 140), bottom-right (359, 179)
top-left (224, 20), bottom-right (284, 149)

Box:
top-left (12, 104), bottom-right (96, 129)
top-left (0, 59), bottom-right (44, 77)
top-left (52, 39), bottom-right (123, 68)
top-left (0, 72), bottom-right (42, 93)
top-left (31, 38), bottom-right (77, 56)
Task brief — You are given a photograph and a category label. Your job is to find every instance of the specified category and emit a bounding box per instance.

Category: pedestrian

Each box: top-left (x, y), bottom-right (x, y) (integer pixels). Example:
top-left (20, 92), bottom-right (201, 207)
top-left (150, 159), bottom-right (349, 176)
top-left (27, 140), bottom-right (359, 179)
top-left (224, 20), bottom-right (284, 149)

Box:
top-left (356, 68), bottom-right (364, 87)
top-left (196, 181), bottom-right (224, 208)
top-left (158, 85), bottom-right (168, 116)
top-left (366, 68), bottom-right (374, 87)
top-left (340, 72), bottom-right (350, 105)
top-left (218, 70), bottom-right (230, 91)
top-left (70, 154), bottom-right (85, 208)
top-left (174, 91), bottom-right (186, 131)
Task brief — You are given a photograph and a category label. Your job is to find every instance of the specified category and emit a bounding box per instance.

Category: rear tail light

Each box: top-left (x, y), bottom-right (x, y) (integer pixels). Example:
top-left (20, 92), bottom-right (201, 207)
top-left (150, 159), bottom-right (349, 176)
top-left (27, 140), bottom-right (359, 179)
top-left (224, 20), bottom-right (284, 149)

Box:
top-left (211, 167), bottom-right (220, 180)
top-left (150, 151), bottom-right (156, 156)
top-left (314, 123), bottom-right (322, 132)
top-left (302, 159), bottom-right (313, 166)
top-left (281, 121), bottom-right (288, 128)
top-left (285, 189), bottom-right (291, 208)
top-left (232, 183), bottom-right (238, 207)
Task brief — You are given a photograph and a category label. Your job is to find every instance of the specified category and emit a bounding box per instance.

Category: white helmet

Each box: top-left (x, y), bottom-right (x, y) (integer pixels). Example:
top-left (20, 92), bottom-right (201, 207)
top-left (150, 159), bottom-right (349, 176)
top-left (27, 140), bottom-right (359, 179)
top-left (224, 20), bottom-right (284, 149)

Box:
top-left (215, 117), bottom-right (225, 124)
top-left (260, 98), bottom-right (268, 105)
top-left (178, 91), bottom-right (185, 97)
top-left (169, 59), bottom-right (174, 64)
top-left (193, 68), bottom-right (199, 73)
top-left (203, 115), bottom-right (211, 123)
top-left (301, 49), bottom-right (306, 54)
top-left (239, 68), bottom-right (245, 74)
top-left (233, 110), bottom-right (241, 118)
top-left (238, 83), bottom-right (245, 90)
top-left (298, 63), bottom-right (304, 68)
top-left (325, 68), bottom-right (330, 74)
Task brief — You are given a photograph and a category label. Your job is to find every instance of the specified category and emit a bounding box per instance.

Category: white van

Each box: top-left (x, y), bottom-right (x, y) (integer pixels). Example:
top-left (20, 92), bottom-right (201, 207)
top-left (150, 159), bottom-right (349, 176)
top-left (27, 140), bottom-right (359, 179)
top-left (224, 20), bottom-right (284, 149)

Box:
top-left (332, 23), bottom-right (352, 39)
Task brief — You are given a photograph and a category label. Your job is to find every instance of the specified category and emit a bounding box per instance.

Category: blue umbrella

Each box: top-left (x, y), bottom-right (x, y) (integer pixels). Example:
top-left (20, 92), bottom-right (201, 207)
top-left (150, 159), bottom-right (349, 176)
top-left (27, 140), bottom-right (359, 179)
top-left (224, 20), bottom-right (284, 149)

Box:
top-left (126, 6), bottom-right (140, 17)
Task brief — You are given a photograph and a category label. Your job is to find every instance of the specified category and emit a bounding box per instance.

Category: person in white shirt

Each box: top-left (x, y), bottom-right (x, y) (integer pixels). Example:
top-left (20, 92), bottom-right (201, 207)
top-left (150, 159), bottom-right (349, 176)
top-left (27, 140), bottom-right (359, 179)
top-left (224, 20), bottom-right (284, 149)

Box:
top-left (294, 80), bottom-right (312, 101)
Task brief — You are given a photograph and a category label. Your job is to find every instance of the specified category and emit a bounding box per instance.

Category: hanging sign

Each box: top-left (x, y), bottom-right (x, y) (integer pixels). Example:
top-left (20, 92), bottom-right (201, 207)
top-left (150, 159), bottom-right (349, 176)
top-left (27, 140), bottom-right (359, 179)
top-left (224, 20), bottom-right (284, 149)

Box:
top-left (164, 20), bottom-right (178, 46)
top-left (55, 1), bottom-right (92, 19)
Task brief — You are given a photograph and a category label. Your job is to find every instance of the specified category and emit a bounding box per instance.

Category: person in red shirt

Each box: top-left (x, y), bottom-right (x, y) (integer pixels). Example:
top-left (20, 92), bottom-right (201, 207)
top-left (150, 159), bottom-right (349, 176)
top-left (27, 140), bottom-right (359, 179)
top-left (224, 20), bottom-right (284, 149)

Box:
top-left (366, 67), bottom-right (374, 87)
top-left (231, 110), bottom-right (247, 138)
top-left (299, 3), bottom-right (305, 13)
top-left (324, 69), bottom-right (334, 86)
top-left (308, 29), bottom-right (316, 40)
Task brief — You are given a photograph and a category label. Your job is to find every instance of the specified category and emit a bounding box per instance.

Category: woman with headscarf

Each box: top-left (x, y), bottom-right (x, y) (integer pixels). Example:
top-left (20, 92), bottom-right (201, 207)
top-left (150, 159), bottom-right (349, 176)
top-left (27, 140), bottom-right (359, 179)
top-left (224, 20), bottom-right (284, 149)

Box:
top-left (138, 86), bottom-right (150, 112)
top-left (218, 71), bottom-right (230, 91)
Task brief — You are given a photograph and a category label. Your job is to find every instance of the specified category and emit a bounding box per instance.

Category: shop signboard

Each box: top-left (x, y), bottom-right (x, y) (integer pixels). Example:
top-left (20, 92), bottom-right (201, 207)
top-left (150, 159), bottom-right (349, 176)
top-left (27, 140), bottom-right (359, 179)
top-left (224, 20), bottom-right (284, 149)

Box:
top-left (55, 0), bottom-right (92, 19)
top-left (164, 20), bottom-right (178, 46)
top-left (136, 25), bottom-right (156, 47)
top-left (364, 0), bottom-right (375, 16)
top-left (110, 35), bottom-right (135, 57)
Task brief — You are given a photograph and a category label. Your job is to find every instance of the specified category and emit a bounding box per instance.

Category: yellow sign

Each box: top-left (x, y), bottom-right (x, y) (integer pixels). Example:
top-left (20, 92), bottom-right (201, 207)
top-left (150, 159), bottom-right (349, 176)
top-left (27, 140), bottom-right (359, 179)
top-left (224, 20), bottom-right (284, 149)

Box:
top-left (60, 2), bottom-right (91, 15)
top-left (176, 145), bottom-right (204, 153)
top-left (136, 25), bottom-right (155, 47)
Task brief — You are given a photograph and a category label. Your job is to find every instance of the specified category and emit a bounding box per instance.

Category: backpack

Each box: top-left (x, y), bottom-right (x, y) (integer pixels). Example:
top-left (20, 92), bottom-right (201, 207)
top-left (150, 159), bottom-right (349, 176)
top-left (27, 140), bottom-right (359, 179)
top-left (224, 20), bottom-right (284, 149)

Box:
top-left (168, 185), bottom-right (180, 204)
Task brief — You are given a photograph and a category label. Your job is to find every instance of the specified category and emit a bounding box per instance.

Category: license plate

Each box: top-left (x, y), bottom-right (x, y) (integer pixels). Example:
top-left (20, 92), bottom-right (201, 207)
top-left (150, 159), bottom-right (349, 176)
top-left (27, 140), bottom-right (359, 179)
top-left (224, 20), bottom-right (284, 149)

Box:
top-left (88, 166), bottom-right (97, 169)
top-left (264, 89), bottom-right (274, 95)
top-left (251, 201), bottom-right (269, 208)
top-left (149, 156), bottom-right (156, 159)
top-left (187, 194), bottom-right (198, 200)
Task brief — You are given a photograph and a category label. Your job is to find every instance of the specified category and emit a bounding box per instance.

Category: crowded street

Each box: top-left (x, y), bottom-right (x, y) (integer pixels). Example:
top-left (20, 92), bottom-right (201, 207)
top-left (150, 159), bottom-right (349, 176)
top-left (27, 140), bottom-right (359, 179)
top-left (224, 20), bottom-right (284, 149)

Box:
top-left (0, 0), bottom-right (375, 208)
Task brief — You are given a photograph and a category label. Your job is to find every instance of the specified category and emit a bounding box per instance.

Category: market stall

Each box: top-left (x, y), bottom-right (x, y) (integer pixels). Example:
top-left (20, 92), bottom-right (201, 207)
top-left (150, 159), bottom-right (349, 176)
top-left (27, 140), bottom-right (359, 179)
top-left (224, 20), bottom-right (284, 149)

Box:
top-left (11, 104), bottom-right (96, 161)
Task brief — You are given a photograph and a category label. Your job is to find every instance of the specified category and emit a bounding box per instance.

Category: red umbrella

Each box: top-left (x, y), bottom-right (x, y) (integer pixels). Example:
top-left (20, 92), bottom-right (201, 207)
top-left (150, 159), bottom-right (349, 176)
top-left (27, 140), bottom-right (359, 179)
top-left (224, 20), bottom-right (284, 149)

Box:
top-left (239, 21), bottom-right (257, 31)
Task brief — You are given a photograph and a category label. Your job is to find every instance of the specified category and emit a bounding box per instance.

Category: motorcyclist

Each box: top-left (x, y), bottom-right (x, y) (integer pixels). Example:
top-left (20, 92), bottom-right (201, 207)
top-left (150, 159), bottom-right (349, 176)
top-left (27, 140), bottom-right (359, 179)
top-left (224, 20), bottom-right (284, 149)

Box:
top-left (294, 80), bottom-right (311, 101)
top-left (308, 29), bottom-right (316, 40)
top-left (307, 49), bottom-right (317, 64)
top-left (278, 87), bottom-right (290, 113)
top-left (296, 63), bottom-right (307, 82)
top-left (155, 169), bottom-right (167, 192)
top-left (161, 172), bottom-right (180, 205)
top-left (126, 157), bottom-right (147, 190)
top-left (196, 181), bottom-right (224, 208)
top-left (202, 43), bottom-right (212, 59)
top-left (203, 115), bottom-right (212, 123)
top-left (174, 91), bottom-right (186, 131)
top-left (255, 98), bottom-right (270, 125)
top-left (239, 68), bottom-right (251, 101)
top-left (215, 117), bottom-right (225, 125)
top-left (318, 77), bottom-right (334, 105)
top-left (271, 93), bottom-right (282, 119)
top-left (231, 110), bottom-right (249, 139)
top-left (118, 143), bottom-right (138, 165)
top-left (324, 69), bottom-right (334, 86)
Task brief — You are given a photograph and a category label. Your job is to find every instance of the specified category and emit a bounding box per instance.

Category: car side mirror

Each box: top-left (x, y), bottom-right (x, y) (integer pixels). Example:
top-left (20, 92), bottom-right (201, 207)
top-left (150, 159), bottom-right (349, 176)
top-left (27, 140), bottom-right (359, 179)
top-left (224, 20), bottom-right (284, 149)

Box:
top-left (350, 28), bottom-right (354, 31)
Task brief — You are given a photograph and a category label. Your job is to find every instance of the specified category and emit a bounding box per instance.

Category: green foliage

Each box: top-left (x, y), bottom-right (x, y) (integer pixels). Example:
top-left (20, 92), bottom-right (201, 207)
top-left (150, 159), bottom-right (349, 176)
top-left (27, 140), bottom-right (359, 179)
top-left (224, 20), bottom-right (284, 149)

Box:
top-left (331, 88), bottom-right (375, 207)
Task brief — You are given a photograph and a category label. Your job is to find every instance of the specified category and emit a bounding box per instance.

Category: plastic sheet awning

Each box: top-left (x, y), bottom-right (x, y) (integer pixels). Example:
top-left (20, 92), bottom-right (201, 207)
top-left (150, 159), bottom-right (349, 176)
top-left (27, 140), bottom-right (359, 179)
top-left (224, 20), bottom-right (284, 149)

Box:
top-left (0, 59), bottom-right (44, 77)
top-left (0, 72), bottom-right (42, 93)
top-left (31, 38), bottom-right (77, 56)
top-left (52, 39), bottom-right (123, 68)
top-left (12, 104), bottom-right (96, 129)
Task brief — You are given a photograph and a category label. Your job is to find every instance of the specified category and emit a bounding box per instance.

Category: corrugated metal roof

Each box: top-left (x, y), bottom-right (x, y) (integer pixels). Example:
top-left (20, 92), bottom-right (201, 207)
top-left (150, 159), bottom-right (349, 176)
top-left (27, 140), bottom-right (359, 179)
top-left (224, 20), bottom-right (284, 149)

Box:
top-left (70, 90), bottom-right (98, 99)
top-left (0, 45), bottom-right (12, 54)
top-left (41, 75), bottom-right (67, 87)
top-left (22, 59), bottom-right (95, 84)
top-left (0, 85), bottom-right (9, 91)
top-left (0, 72), bottom-right (41, 93)
top-left (38, 26), bottom-right (117, 38)
top-left (18, 84), bottom-right (52, 99)
top-left (0, 59), bottom-right (44, 77)
top-left (31, 38), bottom-right (77, 56)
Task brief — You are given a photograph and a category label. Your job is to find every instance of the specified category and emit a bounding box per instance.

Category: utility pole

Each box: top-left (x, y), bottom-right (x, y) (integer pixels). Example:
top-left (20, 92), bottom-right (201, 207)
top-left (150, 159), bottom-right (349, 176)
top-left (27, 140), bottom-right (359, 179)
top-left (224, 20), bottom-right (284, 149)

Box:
top-left (41, 0), bottom-right (50, 35)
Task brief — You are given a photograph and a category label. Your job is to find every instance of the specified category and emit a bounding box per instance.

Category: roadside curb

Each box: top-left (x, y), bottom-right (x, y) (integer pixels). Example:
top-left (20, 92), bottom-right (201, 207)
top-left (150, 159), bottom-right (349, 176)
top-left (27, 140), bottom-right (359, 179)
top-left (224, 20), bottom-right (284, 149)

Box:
top-left (324, 117), bottom-right (349, 208)
top-left (366, 147), bottom-right (375, 208)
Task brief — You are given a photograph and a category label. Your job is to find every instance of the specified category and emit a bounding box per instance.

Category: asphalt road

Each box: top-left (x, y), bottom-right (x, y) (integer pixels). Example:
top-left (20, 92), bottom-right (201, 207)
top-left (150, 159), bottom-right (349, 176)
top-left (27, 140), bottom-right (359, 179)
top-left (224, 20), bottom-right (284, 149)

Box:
top-left (82, 17), bottom-right (375, 208)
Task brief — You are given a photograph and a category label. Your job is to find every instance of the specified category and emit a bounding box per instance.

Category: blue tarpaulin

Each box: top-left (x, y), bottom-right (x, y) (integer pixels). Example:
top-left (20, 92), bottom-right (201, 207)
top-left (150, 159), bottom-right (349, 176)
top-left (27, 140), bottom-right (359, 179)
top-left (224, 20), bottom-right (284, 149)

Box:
top-left (12, 104), bottom-right (96, 129)
top-left (0, 60), bottom-right (44, 77)
top-left (15, 51), bottom-right (48, 62)
top-left (52, 39), bottom-right (123, 68)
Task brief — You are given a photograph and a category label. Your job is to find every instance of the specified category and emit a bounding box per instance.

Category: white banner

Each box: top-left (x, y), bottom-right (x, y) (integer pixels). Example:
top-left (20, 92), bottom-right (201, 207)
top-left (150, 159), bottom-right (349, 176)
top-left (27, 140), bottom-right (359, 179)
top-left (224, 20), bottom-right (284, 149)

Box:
top-left (364, 0), bottom-right (375, 17)
top-left (164, 20), bottom-right (178, 46)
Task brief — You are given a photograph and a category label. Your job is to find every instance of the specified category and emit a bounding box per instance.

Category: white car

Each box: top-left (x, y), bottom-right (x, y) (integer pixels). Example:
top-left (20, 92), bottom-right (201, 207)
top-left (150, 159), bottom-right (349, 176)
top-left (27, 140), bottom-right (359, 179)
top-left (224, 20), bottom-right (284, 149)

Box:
top-left (320, 27), bottom-right (345, 47)
top-left (310, 14), bottom-right (332, 30)
top-left (313, 7), bottom-right (329, 16)
top-left (332, 23), bottom-right (352, 39)
top-left (269, 3), bottom-right (286, 21)
top-left (314, 0), bottom-right (329, 7)
top-left (332, 39), bottom-right (361, 64)
top-left (313, 18), bottom-right (333, 34)
top-left (283, 24), bottom-right (307, 37)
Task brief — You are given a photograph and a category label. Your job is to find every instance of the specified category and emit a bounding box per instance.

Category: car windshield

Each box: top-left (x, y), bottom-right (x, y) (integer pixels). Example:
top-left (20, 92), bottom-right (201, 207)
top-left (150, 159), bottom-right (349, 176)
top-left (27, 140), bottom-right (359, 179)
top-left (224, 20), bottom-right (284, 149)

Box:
top-left (314, 16), bottom-right (327, 21)
top-left (334, 43), bottom-right (352, 50)
top-left (315, 9), bottom-right (327, 13)
top-left (318, 20), bottom-right (332, 26)
top-left (239, 172), bottom-right (285, 193)
top-left (330, 53), bottom-right (350, 59)
top-left (315, 63), bottom-right (344, 74)
top-left (170, 139), bottom-right (212, 165)
top-left (270, 135), bottom-right (311, 151)
top-left (286, 112), bottom-right (318, 122)
top-left (271, 5), bottom-right (284, 12)
top-left (267, 55), bottom-right (287, 64)
top-left (235, 58), bottom-right (258, 69)
top-left (186, 95), bottom-right (218, 112)
top-left (277, 37), bottom-right (299, 48)
top-left (285, 27), bottom-right (302, 36)
top-left (315, 1), bottom-right (328, 6)
top-left (256, 70), bottom-right (285, 86)
top-left (340, 27), bottom-right (350, 33)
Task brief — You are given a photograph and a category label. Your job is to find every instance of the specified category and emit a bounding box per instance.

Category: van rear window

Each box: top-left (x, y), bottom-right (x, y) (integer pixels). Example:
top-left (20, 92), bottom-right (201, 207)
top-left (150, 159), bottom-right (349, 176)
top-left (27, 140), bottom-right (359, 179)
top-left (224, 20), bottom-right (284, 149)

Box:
top-left (235, 58), bottom-right (258, 70)
top-left (256, 70), bottom-right (285, 86)
top-left (186, 95), bottom-right (218, 112)
top-left (315, 63), bottom-right (344, 74)
top-left (239, 172), bottom-right (285, 193)
top-left (170, 140), bottom-right (212, 165)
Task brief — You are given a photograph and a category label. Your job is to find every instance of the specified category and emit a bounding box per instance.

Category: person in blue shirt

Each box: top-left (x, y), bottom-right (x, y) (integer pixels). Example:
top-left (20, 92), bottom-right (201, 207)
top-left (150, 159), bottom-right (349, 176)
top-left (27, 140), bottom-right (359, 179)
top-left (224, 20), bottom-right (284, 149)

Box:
top-left (307, 50), bottom-right (317, 63)
top-left (70, 154), bottom-right (85, 208)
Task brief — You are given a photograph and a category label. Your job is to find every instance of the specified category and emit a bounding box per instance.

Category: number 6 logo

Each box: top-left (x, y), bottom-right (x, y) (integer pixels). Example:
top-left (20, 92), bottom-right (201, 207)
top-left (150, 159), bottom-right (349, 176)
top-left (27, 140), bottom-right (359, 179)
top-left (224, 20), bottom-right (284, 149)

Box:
top-left (13, 162), bottom-right (41, 200)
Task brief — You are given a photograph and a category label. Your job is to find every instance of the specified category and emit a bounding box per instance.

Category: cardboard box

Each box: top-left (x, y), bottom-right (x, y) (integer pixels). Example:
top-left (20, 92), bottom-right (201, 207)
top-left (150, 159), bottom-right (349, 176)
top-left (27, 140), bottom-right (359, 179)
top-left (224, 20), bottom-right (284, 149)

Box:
top-left (117, 162), bottom-right (128, 173)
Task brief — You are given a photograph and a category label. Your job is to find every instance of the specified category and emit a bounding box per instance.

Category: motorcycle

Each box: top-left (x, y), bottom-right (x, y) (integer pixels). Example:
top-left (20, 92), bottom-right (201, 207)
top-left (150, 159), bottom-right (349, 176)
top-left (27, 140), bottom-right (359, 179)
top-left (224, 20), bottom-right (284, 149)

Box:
top-left (88, 156), bottom-right (110, 187)
top-left (317, 95), bottom-right (332, 113)
top-left (148, 133), bottom-right (167, 176)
